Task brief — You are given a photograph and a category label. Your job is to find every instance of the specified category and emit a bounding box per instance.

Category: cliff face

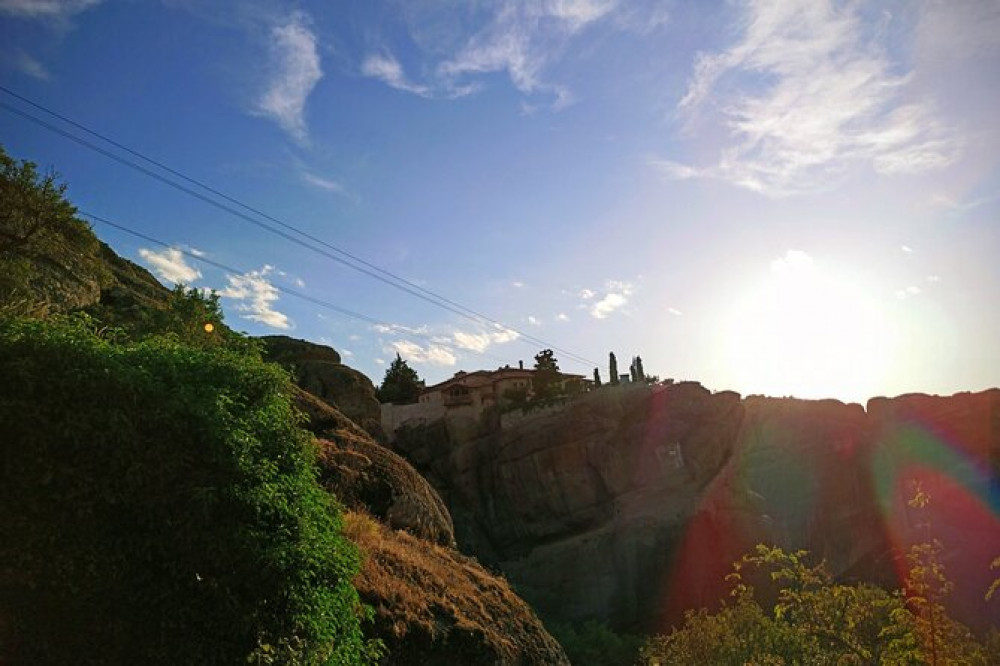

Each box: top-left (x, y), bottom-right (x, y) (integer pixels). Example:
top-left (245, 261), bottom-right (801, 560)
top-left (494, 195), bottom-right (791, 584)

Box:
top-left (262, 335), bottom-right (386, 441)
top-left (392, 384), bottom-right (1000, 633)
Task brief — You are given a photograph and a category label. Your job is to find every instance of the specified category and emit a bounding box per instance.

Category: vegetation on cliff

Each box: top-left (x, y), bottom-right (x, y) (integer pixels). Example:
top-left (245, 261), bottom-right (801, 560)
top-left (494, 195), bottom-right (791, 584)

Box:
top-left (640, 539), bottom-right (997, 665)
top-left (0, 314), bottom-right (380, 664)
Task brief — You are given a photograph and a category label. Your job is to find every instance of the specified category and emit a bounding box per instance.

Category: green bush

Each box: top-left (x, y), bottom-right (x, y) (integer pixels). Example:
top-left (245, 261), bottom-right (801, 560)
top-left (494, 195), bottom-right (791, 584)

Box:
top-left (0, 315), bottom-right (378, 665)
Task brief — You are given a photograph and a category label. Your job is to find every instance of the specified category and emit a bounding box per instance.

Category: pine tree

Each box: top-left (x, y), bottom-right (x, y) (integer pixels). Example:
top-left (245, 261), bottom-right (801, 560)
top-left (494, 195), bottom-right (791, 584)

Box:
top-left (377, 353), bottom-right (422, 404)
top-left (533, 349), bottom-right (560, 398)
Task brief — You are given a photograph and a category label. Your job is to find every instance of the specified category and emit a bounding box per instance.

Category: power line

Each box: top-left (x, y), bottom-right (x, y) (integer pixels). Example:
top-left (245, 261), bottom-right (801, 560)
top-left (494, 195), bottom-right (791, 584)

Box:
top-left (0, 86), bottom-right (599, 369)
top-left (81, 209), bottom-right (517, 368)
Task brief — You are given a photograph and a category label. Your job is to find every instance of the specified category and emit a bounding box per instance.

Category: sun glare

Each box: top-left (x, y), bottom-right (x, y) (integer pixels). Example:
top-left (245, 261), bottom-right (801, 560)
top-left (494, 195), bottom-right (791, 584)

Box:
top-left (721, 252), bottom-right (894, 403)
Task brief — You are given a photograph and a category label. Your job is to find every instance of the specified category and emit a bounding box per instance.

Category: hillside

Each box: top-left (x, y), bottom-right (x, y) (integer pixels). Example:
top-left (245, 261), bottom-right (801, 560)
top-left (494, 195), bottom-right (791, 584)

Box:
top-left (0, 148), bottom-right (568, 665)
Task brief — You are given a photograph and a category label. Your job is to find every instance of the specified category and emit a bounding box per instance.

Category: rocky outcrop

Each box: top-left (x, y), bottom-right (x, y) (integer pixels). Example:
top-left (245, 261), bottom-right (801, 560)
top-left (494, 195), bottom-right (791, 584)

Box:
top-left (393, 382), bottom-right (753, 630)
top-left (261, 335), bottom-right (385, 440)
top-left (316, 437), bottom-right (455, 546)
top-left (344, 511), bottom-right (569, 666)
top-left (391, 384), bottom-right (1000, 633)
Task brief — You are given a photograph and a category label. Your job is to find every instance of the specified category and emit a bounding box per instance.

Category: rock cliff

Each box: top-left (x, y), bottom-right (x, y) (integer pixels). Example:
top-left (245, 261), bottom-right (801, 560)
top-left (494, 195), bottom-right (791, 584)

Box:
top-left (262, 335), bottom-right (386, 440)
top-left (391, 383), bottom-right (1000, 633)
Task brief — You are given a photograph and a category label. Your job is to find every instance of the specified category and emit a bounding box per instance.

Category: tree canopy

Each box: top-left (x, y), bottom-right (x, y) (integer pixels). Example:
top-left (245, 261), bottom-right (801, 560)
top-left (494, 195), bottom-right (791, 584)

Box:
top-left (533, 349), bottom-right (560, 398)
top-left (377, 353), bottom-right (423, 404)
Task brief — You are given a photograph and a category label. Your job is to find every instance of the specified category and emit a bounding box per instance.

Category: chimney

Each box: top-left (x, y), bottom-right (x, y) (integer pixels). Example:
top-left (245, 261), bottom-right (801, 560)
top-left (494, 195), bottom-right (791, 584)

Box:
top-left (519, 360), bottom-right (524, 370)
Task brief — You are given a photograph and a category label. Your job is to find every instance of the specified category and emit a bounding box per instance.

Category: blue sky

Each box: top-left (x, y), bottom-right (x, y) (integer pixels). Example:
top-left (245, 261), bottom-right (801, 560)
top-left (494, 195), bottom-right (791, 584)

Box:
top-left (2, 0), bottom-right (998, 403)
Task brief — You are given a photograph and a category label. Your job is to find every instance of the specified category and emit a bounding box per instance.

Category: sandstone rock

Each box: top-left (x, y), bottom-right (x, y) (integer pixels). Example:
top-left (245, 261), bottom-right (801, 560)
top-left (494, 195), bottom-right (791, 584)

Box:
top-left (261, 335), bottom-right (385, 440)
top-left (316, 437), bottom-right (455, 546)
top-left (392, 384), bottom-right (1000, 633)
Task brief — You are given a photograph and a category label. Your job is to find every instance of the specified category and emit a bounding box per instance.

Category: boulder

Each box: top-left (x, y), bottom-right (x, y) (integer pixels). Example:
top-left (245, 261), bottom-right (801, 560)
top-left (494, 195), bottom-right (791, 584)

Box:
top-left (343, 511), bottom-right (569, 666)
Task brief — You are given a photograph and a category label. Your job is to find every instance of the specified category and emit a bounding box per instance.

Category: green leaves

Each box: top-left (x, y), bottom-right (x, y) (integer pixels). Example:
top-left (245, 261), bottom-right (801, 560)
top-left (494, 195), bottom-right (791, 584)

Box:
top-left (0, 315), bottom-right (376, 665)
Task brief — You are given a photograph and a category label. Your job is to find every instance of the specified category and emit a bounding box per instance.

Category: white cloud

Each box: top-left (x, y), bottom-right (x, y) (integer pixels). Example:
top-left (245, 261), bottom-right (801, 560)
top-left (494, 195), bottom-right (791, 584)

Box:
top-left (375, 358), bottom-right (386, 365)
top-left (348, 334), bottom-right (362, 341)
top-left (579, 288), bottom-right (596, 299)
top-left (667, 307), bottom-right (682, 316)
top-left (432, 0), bottom-right (617, 107)
top-left (557, 312), bottom-right (569, 321)
top-left (219, 265), bottom-right (292, 329)
top-left (511, 280), bottom-right (525, 288)
top-left (361, 52), bottom-right (431, 96)
top-left (0, 0), bottom-right (100, 19)
top-left (668, 0), bottom-right (959, 196)
top-left (771, 250), bottom-right (814, 275)
top-left (452, 327), bottom-right (519, 353)
top-left (255, 11), bottom-right (322, 142)
top-left (527, 315), bottom-right (541, 326)
top-left (589, 279), bottom-right (634, 319)
top-left (926, 275), bottom-right (941, 283)
top-left (373, 322), bottom-right (430, 336)
top-left (300, 171), bottom-right (345, 194)
top-left (901, 245), bottom-right (913, 253)
top-left (389, 339), bottom-right (456, 366)
top-left (341, 349), bottom-right (354, 357)
top-left (139, 247), bottom-right (201, 284)
top-left (896, 285), bottom-right (922, 300)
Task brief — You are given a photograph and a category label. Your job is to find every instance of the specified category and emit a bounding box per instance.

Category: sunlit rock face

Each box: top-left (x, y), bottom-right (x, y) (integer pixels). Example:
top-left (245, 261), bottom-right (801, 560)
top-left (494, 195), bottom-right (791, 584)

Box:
top-left (391, 384), bottom-right (1000, 632)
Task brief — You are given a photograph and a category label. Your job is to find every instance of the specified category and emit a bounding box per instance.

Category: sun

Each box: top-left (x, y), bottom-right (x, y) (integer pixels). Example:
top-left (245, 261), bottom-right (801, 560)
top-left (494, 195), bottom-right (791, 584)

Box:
top-left (720, 251), bottom-right (893, 403)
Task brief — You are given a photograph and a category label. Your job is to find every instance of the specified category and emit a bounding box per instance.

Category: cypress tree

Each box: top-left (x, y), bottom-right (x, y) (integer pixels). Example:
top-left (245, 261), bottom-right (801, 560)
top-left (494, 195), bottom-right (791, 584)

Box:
top-left (593, 367), bottom-right (601, 387)
top-left (609, 352), bottom-right (619, 385)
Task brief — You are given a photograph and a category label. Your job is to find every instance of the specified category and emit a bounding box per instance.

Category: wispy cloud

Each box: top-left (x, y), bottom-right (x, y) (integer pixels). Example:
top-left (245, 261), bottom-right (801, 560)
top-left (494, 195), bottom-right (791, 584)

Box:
top-left (665, 0), bottom-right (959, 196)
top-left (389, 339), bottom-right (456, 366)
top-left (373, 1), bottom-right (641, 108)
top-left (556, 312), bottom-right (569, 321)
top-left (436, 1), bottom-right (616, 108)
top-left (589, 279), bottom-right (634, 319)
top-left (527, 315), bottom-right (541, 326)
top-left (219, 265), bottom-right (291, 329)
top-left (361, 52), bottom-right (430, 96)
top-left (667, 307), bottom-right (682, 316)
top-left (255, 11), bottom-right (322, 143)
top-left (139, 247), bottom-right (201, 284)
top-left (0, 0), bottom-right (101, 19)
top-left (896, 285), bottom-right (922, 300)
top-left (300, 171), bottom-right (346, 194)
top-left (13, 50), bottom-right (49, 79)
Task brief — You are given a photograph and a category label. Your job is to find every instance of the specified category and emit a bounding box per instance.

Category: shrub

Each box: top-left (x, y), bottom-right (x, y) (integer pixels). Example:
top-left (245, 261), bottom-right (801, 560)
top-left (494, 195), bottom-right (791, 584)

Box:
top-left (0, 315), bottom-right (378, 665)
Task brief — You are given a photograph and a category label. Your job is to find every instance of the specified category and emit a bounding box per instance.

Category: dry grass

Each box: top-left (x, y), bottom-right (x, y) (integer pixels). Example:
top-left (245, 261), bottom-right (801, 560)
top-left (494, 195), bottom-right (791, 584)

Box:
top-left (343, 511), bottom-right (567, 665)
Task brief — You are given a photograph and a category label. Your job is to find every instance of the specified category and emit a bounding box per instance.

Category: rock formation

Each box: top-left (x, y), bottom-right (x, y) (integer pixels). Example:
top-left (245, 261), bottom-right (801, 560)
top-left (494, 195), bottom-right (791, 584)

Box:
top-left (391, 382), bottom-right (1000, 633)
top-left (262, 335), bottom-right (386, 440)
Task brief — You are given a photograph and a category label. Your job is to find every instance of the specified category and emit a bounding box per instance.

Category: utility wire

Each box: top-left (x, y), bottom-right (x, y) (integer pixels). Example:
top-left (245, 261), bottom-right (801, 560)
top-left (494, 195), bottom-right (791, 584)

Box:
top-left (0, 86), bottom-right (599, 369)
top-left (81, 209), bottom-right (516, 368)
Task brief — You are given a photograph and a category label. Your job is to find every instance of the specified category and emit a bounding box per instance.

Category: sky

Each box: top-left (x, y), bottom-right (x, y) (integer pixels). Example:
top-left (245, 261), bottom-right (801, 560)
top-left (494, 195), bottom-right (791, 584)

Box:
top-left (1, 0), bottom-right (999, 404)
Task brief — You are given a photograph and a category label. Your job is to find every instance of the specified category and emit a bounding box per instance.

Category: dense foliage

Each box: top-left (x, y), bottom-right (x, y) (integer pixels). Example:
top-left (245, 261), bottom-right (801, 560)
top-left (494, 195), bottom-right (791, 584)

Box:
top-left (640, 544), bottom-right (992, 665)
top-left (376, 353), bottom-right (422, 404)
top-left (0, 315), bottom-right (378, 665)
